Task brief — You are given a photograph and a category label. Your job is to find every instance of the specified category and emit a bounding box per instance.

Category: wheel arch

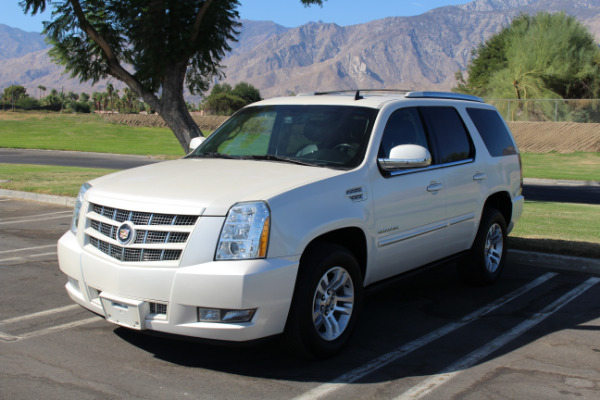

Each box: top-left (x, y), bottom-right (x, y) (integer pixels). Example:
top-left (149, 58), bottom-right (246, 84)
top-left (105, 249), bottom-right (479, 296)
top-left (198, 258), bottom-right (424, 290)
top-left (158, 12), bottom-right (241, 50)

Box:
top-left (300, 227), bottom-right (368, 284)
top-left (483, 191), bottom-right (512, 226)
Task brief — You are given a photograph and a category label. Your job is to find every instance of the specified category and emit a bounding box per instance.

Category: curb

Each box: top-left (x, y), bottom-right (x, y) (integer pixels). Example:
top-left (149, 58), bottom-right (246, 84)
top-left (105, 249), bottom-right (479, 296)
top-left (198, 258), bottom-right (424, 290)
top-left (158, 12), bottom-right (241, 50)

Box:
top-left (2, 189), bottom-right (599, 276)
top-left (523, 178), bottom-right (600, 187)
top-left (0, 147), bottom-right (166, 161)
top-left (0, 189), bottom-right (76, 207)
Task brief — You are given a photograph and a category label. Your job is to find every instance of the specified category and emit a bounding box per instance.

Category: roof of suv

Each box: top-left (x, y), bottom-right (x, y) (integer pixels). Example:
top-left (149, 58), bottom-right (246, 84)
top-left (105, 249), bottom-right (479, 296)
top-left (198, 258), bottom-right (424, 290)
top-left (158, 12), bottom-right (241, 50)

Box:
top-left (253, 90), bottom-right (485, 109)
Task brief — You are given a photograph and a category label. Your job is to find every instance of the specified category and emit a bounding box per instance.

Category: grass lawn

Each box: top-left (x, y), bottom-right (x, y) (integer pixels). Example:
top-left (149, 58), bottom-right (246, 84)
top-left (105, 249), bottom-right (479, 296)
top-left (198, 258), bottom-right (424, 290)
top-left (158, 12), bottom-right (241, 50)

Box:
top-left (520, 152), bottom-right (600, 181)
top-left (0, 164), bottom-right (118, 197)
top-left (509, 200), bottom-right (600, 259)
top-left (0, 111), bottom-right (185, 157)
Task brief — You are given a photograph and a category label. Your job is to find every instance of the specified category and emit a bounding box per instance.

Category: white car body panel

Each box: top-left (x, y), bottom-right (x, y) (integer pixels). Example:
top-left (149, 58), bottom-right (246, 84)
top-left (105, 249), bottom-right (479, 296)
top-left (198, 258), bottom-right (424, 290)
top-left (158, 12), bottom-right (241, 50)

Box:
top-left (88, 158), bottom-right (344, 216)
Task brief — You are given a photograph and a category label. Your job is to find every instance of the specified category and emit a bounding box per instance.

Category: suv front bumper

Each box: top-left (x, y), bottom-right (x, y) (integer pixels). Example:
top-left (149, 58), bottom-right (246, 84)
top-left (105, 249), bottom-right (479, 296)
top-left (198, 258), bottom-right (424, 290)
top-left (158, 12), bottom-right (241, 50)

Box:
top-left (57, 232), bottom-right (299, 342)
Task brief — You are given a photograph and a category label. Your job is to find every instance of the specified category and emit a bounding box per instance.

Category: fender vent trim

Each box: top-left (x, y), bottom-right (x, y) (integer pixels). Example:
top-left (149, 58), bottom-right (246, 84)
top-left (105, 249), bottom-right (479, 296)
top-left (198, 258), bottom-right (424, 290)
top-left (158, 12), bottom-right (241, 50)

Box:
top-left (346, 186), bottom-right (368, 202)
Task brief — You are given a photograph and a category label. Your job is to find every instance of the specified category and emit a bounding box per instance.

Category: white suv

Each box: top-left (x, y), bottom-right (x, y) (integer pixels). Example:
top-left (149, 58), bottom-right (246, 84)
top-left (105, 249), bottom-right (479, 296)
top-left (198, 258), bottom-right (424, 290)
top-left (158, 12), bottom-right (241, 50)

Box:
top-left (58, 90), bottom-right (524, 357)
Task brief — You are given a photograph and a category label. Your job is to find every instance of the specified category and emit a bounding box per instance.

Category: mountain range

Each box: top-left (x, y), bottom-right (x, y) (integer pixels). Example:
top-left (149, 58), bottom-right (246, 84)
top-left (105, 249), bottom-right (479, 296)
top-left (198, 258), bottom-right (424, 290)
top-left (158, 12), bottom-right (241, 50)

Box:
top-left (1, 0), bottom-right (599, 101)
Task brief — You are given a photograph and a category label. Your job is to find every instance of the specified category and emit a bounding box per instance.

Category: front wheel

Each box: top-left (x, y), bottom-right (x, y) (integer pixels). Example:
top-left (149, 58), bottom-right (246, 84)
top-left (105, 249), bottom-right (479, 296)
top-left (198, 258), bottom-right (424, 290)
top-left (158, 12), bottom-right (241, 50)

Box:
top-left (282, 244), bottom-right (363, 358)
top-left (459, 208), bottom-right (508, 285)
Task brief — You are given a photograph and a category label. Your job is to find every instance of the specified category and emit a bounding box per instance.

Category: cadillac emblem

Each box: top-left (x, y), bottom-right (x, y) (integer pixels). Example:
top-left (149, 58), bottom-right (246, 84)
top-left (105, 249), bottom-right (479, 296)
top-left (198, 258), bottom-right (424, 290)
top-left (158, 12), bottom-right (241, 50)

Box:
top-left (117, 222), bottom-right (135, 245)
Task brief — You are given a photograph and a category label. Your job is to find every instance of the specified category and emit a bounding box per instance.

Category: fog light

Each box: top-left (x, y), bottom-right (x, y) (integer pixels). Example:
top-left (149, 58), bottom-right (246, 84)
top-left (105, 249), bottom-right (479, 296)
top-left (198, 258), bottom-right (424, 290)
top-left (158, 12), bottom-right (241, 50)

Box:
top-left (198, 309), bottom-right (221, 322)
top-left (198, 308), bottom-right (256, 323)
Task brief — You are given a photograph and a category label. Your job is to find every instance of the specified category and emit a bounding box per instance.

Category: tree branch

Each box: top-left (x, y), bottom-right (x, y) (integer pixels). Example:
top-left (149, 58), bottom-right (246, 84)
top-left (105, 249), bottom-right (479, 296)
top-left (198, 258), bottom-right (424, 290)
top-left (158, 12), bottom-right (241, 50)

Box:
top-left (190, 0), bottom-right (214, 44)
top-left (67, 0), bottom-right (159, 107)
top-left (68, 0), bottom-right (118, 63)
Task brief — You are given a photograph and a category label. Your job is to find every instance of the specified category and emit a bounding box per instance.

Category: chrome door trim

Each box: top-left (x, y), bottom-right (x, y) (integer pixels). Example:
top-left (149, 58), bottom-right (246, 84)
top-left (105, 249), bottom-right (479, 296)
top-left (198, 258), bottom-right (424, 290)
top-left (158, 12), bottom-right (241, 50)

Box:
top-left (378, 220), bottom-right (447, 247)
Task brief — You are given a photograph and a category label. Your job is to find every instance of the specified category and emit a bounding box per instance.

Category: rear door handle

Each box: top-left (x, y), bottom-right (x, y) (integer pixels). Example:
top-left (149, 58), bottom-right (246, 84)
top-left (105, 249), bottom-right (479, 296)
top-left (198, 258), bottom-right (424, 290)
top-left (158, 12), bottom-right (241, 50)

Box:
top-left (427, 182), bottom-right (444, 192)
top-left (473, 173), bottom-right (487, 182)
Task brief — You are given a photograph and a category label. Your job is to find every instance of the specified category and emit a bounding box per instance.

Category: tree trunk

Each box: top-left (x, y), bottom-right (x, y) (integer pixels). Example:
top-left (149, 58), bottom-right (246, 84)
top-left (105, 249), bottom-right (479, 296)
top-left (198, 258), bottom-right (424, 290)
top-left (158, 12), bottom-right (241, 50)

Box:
top-left (138, 62), bottom-right (203, 152)
top-left (57, 0), bottom-right (206, 152)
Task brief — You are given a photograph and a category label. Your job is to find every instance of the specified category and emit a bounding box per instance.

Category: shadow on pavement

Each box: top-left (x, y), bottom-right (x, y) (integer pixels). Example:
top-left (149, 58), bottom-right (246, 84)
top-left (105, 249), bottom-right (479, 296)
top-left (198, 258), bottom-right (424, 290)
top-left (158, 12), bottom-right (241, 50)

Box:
top-left (112, 262), bottom-right (599, 386)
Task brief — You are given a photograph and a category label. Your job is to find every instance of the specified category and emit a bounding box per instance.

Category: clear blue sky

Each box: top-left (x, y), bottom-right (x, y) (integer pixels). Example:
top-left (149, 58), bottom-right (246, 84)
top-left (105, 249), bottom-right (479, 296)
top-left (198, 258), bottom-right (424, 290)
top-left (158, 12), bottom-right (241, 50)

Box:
top-left (1, 0), bottom-right (470, 33)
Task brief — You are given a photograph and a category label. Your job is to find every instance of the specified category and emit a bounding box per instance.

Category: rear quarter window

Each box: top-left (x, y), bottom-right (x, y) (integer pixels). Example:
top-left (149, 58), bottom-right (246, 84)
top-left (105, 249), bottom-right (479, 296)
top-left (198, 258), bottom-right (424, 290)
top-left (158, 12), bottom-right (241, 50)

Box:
top-left (467, 108), bottom-right (517, 157)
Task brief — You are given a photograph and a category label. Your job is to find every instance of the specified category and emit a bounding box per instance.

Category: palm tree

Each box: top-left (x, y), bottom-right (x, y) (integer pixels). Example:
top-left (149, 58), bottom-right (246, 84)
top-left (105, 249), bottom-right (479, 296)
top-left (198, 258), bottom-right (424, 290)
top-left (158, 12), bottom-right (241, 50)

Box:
top-left (123, 87), bottom-right (133, 113)
top-left (91, 92), bottom-right (102, 112)
top-left (101, 93), bottom-right (109, 113)
top-left (37, 85), bottom-right (46, 100)
top-left (106, 83), bottom-right (114, 113)
top-left (113, 89), bottom-right (120, 113)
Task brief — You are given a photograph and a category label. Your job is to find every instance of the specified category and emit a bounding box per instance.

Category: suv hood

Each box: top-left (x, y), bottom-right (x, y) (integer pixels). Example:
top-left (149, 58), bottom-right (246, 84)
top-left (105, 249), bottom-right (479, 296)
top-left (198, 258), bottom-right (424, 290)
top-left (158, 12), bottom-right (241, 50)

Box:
top-left (86, 158), bottom-right (344, 216)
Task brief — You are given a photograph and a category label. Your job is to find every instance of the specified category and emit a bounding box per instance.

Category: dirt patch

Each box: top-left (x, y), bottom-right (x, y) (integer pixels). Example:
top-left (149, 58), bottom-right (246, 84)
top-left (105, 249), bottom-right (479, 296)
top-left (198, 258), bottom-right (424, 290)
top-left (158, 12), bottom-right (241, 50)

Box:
top-left (102, 113), bottom-right (229, 132)
top-left (508, 122), bottom-right (600, 153)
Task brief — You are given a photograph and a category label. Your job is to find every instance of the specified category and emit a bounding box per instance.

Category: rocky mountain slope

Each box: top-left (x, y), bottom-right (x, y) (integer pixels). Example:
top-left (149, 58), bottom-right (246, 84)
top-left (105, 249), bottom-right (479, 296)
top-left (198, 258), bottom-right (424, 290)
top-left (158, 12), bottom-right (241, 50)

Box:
top-left (0, 24), bottom-right (48, 61)
top-left (1, 0), bottom-right (599, 100)
top-left (221, 0), bottom-right (600, 97)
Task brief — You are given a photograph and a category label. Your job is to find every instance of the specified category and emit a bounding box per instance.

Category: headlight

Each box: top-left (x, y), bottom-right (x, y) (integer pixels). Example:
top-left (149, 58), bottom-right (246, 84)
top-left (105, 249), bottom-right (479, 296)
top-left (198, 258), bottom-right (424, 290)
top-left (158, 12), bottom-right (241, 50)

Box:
top-left (71, 183), bottom-right (91, 234)
top-left (216, 201), bottom-right (270, 260)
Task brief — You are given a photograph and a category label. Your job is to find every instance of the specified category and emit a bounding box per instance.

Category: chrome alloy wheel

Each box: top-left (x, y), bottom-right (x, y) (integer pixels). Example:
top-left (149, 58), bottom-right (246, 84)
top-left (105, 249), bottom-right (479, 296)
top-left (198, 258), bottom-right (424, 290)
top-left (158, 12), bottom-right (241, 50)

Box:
top-left (484, 223), bottom-right (504, 273)
top-left (312, 266), bottom-right (355, 341)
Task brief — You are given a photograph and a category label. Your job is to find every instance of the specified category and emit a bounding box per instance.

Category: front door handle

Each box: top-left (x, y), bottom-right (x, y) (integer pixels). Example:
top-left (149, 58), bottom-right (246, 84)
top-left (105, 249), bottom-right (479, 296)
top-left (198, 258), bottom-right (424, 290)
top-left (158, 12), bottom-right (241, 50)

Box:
top-left (427, 182), bottom-right (444, 192)
top-left (473, 173), bottom-right (487, 181)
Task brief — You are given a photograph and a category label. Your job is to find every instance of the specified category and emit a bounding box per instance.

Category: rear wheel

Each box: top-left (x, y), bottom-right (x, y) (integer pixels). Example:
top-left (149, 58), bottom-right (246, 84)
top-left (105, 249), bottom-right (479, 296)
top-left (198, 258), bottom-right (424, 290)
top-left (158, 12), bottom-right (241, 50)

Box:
top-left (282, 243), bottom-right (363, 358)
top-left (459, 208), bottom-right (507, 285)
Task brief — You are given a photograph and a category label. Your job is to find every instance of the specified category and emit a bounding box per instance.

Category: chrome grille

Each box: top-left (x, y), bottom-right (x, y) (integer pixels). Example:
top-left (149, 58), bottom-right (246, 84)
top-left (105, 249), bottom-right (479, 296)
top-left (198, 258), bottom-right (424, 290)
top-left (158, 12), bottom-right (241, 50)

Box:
top-left (92, 204), bottom-right (197, 226)
top-left (132, 230), bottom-right (190, 244)
top-left (89, 237), bottom-right (183, 262)
top-left (86, 203), bottom-right (198, 264)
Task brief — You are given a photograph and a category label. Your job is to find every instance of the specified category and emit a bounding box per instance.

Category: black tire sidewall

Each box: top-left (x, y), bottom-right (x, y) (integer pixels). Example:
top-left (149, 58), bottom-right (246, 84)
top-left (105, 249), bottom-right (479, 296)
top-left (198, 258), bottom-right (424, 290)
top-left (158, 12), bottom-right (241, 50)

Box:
top-left (284, 244), bottom-right (363, 358)
top-left (463, 208), bottom-right (508, 285)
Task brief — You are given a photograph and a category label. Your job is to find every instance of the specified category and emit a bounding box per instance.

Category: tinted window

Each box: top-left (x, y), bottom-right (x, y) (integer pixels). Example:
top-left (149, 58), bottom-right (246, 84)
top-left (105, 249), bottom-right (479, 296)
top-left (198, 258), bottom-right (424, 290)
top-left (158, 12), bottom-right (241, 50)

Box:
top-left (378, 108), bottom-right (429, 158)
top-left (420, 107), bottom-right (473, 164)
top-left (467, 108), bottom-right (517, 157)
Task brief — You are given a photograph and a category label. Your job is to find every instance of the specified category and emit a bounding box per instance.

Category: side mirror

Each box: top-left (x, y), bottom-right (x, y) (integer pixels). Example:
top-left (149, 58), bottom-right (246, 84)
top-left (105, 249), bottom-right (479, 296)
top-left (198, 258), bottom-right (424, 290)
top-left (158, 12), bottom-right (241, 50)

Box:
top-left (378, 144), bottom-right (432, 172)
top-left (188, 136), bottom-right (206, 152)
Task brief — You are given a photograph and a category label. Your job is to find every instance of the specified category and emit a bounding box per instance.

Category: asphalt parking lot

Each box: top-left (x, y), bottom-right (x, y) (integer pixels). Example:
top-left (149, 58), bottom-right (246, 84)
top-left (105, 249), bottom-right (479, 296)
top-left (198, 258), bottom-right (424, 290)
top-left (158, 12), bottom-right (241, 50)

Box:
top-left (1, 197), bottom-right (599, 400)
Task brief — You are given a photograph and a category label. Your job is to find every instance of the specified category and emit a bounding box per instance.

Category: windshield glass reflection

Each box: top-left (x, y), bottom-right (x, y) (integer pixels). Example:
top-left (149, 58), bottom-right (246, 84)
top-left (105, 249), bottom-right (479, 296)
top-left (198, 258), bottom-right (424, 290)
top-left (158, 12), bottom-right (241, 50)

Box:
top-left (189, 105), bottom-right (378, 169)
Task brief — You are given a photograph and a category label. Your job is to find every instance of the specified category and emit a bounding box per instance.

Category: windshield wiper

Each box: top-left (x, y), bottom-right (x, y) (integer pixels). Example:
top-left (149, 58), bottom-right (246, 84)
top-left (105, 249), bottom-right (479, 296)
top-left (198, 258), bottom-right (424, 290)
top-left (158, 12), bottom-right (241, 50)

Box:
top-left (189, 153), bottom-right (319, 167)
top-left (243, 155), bottom-right (316, 166)
top-left (187, 152), bottom-right (238, 159)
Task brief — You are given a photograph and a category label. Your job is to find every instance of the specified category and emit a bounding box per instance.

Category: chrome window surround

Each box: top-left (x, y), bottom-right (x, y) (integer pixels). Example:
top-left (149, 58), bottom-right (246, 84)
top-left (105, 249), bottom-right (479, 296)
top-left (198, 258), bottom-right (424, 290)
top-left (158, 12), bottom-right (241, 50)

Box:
top-left (380, 158), bottom-right (475, 177)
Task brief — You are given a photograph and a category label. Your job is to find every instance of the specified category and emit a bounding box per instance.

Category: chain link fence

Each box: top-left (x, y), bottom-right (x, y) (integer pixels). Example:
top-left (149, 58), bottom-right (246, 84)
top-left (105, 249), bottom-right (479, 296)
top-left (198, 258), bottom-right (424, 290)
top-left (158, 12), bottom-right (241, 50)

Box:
top-left (485, 99), bottom-right (600, 123)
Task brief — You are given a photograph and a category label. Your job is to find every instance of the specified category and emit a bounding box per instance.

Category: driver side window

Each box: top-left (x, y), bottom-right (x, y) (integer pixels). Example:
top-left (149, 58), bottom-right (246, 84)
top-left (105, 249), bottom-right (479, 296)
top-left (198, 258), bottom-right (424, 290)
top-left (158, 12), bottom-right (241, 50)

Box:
top-left (378, 108), bottom-right (430, 159)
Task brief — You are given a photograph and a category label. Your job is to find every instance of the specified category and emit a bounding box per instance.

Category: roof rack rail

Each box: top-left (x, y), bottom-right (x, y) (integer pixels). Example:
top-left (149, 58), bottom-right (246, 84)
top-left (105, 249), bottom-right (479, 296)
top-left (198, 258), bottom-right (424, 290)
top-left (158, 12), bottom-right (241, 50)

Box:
top-left (306, 90), bottom-right (484, 103)
top-left (314, 89), bottom-right (414, 96)
top-left (312, 89), bottom-right (416, 101)
top-left (405, 91), bottom-right (484, 103)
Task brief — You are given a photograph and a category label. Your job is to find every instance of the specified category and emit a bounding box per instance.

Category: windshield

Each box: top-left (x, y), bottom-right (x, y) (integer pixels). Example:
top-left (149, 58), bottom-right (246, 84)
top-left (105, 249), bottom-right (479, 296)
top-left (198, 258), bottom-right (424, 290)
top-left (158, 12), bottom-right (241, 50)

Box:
top-left (189, 105), bottom-right (378, 169)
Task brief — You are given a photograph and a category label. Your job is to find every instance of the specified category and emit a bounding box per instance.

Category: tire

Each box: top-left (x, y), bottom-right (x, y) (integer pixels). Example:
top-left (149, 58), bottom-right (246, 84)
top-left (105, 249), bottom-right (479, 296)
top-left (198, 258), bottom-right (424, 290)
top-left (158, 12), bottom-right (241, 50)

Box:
top-left (282, 243), bottom-right (363, 358)
top-left (459, 208), bottom-right (508, 285)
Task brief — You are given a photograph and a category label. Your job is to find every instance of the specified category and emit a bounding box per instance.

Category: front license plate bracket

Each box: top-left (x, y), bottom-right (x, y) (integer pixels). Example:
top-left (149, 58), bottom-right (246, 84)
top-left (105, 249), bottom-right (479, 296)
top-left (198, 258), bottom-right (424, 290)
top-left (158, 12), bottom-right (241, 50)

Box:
top-left (100, 293), bottom-right (149, 330)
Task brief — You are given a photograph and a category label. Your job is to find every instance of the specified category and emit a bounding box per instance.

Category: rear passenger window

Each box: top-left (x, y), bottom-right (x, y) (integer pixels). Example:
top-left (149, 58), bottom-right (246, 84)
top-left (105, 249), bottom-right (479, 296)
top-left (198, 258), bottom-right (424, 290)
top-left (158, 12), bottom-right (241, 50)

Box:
top-left (467, 108), bottom-right (517, 157)
top-left (420, 107), bottom-right (473, 164)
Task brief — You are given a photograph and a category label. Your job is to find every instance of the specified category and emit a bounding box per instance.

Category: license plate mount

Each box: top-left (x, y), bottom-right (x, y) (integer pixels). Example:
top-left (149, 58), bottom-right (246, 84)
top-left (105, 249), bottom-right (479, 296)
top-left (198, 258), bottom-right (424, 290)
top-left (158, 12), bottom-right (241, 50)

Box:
top-left (100, 293), bottom-right (147, 330)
